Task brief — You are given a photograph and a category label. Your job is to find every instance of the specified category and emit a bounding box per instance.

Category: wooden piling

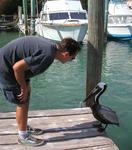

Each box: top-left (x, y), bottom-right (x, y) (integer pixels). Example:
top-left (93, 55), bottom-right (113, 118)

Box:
top-left (86, 0), bottom-right (105, 106)
top-left (104, 0), bottom-right (110, 42)
top-left (30, 0), bottom-right (36, 35)
top-left (18, 6), bottom-right (22, 21)
top-left (22, 0), bottom-right (28, 35)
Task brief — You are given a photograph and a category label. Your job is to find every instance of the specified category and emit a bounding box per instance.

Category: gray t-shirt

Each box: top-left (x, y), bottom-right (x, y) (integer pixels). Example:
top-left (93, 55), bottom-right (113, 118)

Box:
top-left (0, 36), bottom-right (57, 88)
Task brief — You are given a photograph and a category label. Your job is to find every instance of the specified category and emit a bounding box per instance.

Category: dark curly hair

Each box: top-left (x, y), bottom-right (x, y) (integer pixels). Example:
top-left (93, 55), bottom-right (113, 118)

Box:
top-left (57, 38), bottom-right (81, 56)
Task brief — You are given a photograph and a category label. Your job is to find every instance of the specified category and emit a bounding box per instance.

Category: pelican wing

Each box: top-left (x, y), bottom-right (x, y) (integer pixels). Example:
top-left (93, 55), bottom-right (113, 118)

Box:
top-left (98, 105), bottom-right (119, 125)
top-left (100, 105), bottom-right (113, 112)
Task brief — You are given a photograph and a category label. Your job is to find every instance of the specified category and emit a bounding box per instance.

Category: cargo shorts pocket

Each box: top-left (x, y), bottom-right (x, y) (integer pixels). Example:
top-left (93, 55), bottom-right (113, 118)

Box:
top-left (3, 88), bottom-right (21, 104)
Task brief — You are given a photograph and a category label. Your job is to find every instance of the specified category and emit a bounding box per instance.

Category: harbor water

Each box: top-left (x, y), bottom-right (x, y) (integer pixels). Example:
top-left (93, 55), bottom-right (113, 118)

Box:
top-left (0, 31), bottom-right (132, 150)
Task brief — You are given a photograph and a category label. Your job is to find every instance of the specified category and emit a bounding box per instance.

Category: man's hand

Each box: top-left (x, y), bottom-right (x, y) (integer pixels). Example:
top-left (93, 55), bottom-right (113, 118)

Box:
top-left (13, 59), bottom-right (30, 102)
top-left (17, 84), bottom-right (30, 102)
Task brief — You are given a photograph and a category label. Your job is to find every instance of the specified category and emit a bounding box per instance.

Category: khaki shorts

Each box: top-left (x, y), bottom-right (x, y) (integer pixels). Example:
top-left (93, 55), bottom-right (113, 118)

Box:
top-left (1, 79), bottom-right (30, 105)
top-left (2, 87), bottom-right (22, 104)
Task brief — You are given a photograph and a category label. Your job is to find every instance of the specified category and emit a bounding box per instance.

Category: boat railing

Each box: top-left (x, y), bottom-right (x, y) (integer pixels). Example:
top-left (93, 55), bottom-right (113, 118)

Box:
top-left (108, 15), bottom-right (132, 24)
top-left (0, 15), bottom-right (17, 23)
top-left (0, 15), bottom-right (18, 31)
top-left (66, 19), bottom-right (79, 22)
top-left (63, 19), bottom-right (81, 25)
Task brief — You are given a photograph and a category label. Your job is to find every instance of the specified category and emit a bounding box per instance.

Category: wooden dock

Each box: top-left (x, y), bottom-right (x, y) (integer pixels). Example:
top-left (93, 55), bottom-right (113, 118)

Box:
top-left (0, 108), bottom-right (119, 150)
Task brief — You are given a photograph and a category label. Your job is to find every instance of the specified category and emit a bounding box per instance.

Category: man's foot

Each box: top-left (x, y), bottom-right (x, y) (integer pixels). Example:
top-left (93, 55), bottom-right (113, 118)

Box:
top-left (27, 125), bottom-right (44, 135)
top-left (18, 134), bottom-right (45, 146)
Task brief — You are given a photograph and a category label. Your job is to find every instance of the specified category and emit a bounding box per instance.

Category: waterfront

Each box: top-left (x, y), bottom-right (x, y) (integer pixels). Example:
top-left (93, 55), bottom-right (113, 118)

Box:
top-left (0, 31), bottom-right (132, 150)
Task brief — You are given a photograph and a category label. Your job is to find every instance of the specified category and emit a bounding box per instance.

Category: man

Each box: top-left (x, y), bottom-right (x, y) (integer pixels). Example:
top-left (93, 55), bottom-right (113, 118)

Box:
top-left (0, 36), bottom-right (80, 146)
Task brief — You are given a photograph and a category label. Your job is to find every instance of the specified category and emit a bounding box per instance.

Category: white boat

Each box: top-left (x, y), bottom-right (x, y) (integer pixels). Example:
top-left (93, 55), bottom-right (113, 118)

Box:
top-left (107, 0), bottom-right (132, 40)
top-left (35, 0), bottom-right (88, 42)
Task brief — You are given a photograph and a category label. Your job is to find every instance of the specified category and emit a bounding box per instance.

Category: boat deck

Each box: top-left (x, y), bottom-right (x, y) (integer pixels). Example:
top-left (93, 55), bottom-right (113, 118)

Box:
top-left (0, 108), bottom-right (119, 150)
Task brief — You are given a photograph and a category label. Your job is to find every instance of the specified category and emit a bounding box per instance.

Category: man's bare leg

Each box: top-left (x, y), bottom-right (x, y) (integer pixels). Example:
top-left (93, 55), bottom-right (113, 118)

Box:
top-left (16, 102), bottom-right (29, 131)
top-left (16, 83), bottom-right (30, 134)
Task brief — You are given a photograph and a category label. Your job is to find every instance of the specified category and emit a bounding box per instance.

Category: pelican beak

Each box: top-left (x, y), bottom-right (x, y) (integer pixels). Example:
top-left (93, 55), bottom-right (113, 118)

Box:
top-left (83, 86), bottom-right (102, 107)
top-left (83, 86), bottom-right (101, 103)
top-left (82, 82), bottom-right (107, 107)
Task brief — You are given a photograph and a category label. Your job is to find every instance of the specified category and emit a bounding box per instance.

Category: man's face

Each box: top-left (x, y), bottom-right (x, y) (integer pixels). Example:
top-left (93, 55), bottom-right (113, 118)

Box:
top-left (59, 51), bottom-right (77, 63)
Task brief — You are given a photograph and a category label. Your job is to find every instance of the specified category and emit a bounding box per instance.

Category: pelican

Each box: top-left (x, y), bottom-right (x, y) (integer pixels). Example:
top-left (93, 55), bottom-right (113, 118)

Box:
top-left (83, 82), bottom-right (119, 132)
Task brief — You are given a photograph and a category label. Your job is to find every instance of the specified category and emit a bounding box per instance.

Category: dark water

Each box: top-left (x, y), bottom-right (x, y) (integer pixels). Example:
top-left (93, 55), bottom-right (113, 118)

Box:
top-left (0, 31), bottom-right (132, 150)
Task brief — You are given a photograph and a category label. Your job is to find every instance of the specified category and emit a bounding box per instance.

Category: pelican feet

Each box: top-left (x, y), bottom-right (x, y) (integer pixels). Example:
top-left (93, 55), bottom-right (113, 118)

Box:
top-left (92, 123), bottom-right (107, 132)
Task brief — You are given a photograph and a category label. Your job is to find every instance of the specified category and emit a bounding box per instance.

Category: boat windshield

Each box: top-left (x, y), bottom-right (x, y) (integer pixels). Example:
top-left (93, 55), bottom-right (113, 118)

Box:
top-left (108, 15), bottom-right (132, 24)
top-left (70, 12), bottom-right (87, 19)
top-left (111, 0), bottom-right (126, 2)
top-left (49, 12), bottom-right (69, 20)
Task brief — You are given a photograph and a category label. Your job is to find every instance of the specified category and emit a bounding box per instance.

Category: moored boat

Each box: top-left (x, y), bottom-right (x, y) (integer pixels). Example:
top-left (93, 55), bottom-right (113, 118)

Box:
top-left (107, 0), bottom-right (132, 40)
top-left (35, 0), bottom-right (88, 42)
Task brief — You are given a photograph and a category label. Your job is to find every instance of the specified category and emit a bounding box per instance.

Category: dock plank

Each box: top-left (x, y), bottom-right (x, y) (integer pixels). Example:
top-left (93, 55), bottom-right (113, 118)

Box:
top-left (0, 135), bottom-right (118, 150)
top-left (0, 108), bottom-right (91, 119)
top-left (0, 108), bottom-right (119, 150)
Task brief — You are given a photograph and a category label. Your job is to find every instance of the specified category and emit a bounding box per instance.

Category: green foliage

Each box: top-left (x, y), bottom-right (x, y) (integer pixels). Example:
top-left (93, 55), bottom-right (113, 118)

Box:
top-left (0, 0), bottom-right (87, 15)
top-left (0, 0), bottom-right (19, 15)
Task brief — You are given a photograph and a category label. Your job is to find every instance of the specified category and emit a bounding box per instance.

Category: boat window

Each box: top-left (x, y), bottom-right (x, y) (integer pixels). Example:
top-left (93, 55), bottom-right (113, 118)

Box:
top-left (108, 16), bottom-right (132, 24)
top-left (70, 12), bottom-right (87, 19)
top-left (42, 14), bottom-right (48, 21)
top-left (49, 13), bottom-right (69, 20)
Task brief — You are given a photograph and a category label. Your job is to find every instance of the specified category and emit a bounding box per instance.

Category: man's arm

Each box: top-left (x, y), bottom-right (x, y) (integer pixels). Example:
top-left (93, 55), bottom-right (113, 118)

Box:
top-left (13, 59), bottom-right (29, 102)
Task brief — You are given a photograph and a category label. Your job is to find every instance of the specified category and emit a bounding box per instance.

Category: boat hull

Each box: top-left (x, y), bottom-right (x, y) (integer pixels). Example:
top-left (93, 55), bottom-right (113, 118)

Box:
top-left (35, 22), bottom-right (88, 42)
top-left (107, 24), bottom-right (132, 40)
top-left (108, 1), bottom-right (132, 40)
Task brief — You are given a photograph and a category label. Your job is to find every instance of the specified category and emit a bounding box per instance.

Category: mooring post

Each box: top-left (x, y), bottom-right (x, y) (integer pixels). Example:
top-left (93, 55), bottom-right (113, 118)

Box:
top-left (86, 0), bottom-right (105, 106)
top-left (104, 0), bottom-right (110, 42)
top-left (30, 0), bottom-right (36, 35)
top-left (22, 0), bottom-right (28, 35)
top-left (18, 6), bottom-right (22, 22)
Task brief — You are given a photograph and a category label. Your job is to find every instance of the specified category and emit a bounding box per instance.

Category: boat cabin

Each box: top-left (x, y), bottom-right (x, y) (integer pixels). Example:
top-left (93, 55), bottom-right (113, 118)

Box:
top-left (40, 0), bottom-right (87, 23)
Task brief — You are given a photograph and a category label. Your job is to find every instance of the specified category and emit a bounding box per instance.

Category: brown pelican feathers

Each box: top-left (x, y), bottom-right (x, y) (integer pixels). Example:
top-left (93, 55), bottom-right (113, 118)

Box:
top-left (83, 82), bottom-right (119, 132)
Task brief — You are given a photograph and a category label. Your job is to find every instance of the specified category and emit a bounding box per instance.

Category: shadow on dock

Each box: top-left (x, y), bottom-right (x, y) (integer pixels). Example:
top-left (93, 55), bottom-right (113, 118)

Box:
top-left (0, 108), bottom-right (119, 150)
